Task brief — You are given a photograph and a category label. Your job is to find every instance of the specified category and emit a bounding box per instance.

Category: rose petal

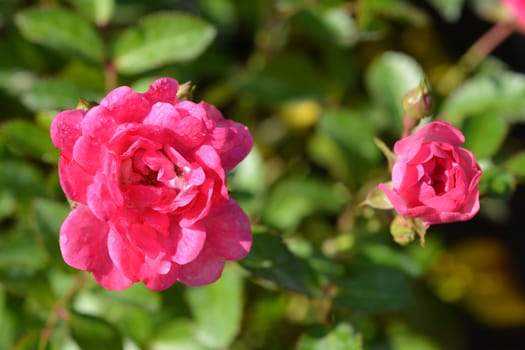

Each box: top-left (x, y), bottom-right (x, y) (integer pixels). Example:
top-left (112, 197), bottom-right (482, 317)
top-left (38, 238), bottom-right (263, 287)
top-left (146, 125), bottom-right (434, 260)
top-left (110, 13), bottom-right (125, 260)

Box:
top-left (100, 86), bottom-right (151, 123)
top-left (210, 119), bottom-right (254, 172)
top-left (379, 183), bottom-right (409, 215)
top-left (171, 222), bottom-right (206, 264)
top-left (72, 136), bottom-right (104, 174)
top-left (177, 243), bottom-right (225, 286)
top-left (177, 100), bottom-right (208, 122)
top-left (80, 105), bottom-right (117, 141)
top-left (204, 199), bottom-right (252, 260)
top-left (394, 121), bottom-right (464, 158)
top-left (200, 101), bottom-right (224, 122)
top-left (193, 145), bottom-right (226, 185)
top-left (87, 173), bottom-right (119, 221)
top-left (50, 109), bottom-right (85, 155)
top-left (58, 156), bottom-right (93, 203)
top-left (143, 102), bottom-right (182, 128)
top-left (60, 205), bottom-right (133, 290)
top-left (379, 183), bottom-right (435, 219)
top-left (128, 222), bottom-right (164, 258)
top-left (142, 209), bottom-right (170, 235)
top-left (143, 77), bottom-right (179, 104)
top-left (143, 262), bottom-right (180, 291)
top-left (144, 102), bottom-right (208, 151)
top-left (107, 228), bottom-right (144, 281)
top-left (178, 178), bottom-right (215, 226)
top-left (393, 162), bottom-right (422, 192)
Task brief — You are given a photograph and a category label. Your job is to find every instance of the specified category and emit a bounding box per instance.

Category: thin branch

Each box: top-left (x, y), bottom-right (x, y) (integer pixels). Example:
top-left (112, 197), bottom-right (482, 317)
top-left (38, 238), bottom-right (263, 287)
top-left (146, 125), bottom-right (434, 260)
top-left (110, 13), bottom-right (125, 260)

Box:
top-left (436, 22), bottom-right (514, 94)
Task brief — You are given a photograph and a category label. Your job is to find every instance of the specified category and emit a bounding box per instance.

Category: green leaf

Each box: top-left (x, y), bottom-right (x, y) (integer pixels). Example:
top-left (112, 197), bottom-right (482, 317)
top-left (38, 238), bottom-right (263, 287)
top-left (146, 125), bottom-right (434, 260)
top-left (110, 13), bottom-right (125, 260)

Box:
top-left (21, 78), bottom-right (101, 112)
top-left (364, 185), bottom-right (393, 210)
top-left (74, 283), bottom-right (161, 317)
top-left (504, 151), bottom-right (525, 177)
top-left (389, 323), bottom-right (441, 350)
top-left (33, 198), bottom-right (69, 258)
top-left (478, 167), bottom-right (515, 199)
top-left (33, 198), bottom-right (69, 237)
top-left (426, 0), bottom-right (464, 21)
top-left (185, 265), bottom-right (244, 349)
top-left (319, 6), bottom-right (359, 47)
top-left (14, 7), bottom-right (104, 64)
top-left (365, 52), bottom-right (426, 133)
top-left (0, 290), bottom-right (15, 350)
top-left (236, 53), bottom-right (323, 105)
top-left (441, 70), bottom-right (525, 125)
top-left (262, 177), bottom-right (346, 231)
top-left (462, 112), bottom-right (508, 159)
top-left (373, 137), bottom-right (397, 169)
top-left (150, 319), bottom-right (207, 350)
top-left (114, 12), bottom-right (216, 75)
top-left (197, 0), bottom-right (236, 29)
top-left (358, 0), bottom-right (428, 31)
top-left (0, 160), bottom-right (46, 199)
top-left (240, 234), bottom-right (322, 295)
top-left (228, 146), bottom-right (266, 217)
top-left (307, 132), bottom-right (352, 180)
top-left (229, 146), bottom-right (266, 195)
top-left (333, 267), bottom-right (411, 312)
top-left (0, 273), bottom-right (55, 306)
top-left (10, 330), bottom-right (40, 350)
top-left (0, 190), bottom-right (16, 221)
top-left (0, 221), bottom-right (48, 274)
top-left (320, 109), bottom-right (381, 164)
top-left (298, 323), bottom-right (363, 350)
top-left (0, 69), bottom-right (37, 96)
top-left (362, 244), bottom-right (420, 277)
top-left (73, 284), bottom-right (161, 345)
top-left (70, 312), bottom-right (123, 350)
top-left (69, 0), bottom-right (115, 26)
top-left (1, 119), bottom-right (58, 163)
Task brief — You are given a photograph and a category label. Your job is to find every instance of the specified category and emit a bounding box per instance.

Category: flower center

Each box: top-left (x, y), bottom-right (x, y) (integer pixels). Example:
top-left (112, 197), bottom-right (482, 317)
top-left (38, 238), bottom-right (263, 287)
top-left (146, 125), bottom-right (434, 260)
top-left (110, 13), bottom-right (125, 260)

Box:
top-left (119, 148), bottom-right (184, 190)
top-left (140, 169), bottom-right (160, 186)
top-left (422, 157), bottom-right (451, 195)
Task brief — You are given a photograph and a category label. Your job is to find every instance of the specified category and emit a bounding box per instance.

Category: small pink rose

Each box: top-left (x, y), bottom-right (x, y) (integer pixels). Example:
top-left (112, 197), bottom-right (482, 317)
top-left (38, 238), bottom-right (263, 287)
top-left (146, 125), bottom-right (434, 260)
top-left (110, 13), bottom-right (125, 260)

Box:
top-left (379, 121), bottom-right (482, 226)
top-left (51, 78), bottom-right (253, 291)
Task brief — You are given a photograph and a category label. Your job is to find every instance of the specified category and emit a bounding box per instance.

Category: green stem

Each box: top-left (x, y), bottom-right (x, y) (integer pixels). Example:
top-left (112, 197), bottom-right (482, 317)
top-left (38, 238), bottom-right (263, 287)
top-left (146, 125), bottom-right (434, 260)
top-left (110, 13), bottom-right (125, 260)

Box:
top-left (104, 60), bottom-right (117, 92)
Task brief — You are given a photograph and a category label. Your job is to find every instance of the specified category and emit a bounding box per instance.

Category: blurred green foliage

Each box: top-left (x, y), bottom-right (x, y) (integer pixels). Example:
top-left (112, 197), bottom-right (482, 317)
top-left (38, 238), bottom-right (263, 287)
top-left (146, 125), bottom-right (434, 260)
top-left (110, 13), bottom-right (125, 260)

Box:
top-left (2, 0), bottom-right (525, 349)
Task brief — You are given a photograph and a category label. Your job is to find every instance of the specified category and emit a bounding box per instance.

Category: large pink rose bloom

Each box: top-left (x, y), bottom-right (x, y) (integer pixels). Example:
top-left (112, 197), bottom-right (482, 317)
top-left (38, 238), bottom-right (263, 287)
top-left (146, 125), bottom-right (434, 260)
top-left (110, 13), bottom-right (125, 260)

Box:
top-left (51, 78), bottom-right (253, 291)
top-left (504, 0), bottom-right (525, 31)
top-left (379, 121), bottom-right (482, 226)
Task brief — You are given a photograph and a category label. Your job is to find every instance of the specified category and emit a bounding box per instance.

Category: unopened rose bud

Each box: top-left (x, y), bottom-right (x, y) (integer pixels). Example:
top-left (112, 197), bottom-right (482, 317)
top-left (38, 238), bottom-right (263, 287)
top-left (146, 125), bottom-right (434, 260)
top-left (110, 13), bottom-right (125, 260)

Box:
top-left (390, 215), bottom-right (415, 245)
top-left (402, 79), bottom-right (433, 120)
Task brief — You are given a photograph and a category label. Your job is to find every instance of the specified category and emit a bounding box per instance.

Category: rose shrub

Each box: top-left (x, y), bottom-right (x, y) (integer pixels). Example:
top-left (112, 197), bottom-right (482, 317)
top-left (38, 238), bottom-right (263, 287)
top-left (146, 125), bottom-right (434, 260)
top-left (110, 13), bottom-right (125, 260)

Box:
top-left (51, 77), bottom-right (253, 291)
top-left (379, 121), bottom-right (482, 225)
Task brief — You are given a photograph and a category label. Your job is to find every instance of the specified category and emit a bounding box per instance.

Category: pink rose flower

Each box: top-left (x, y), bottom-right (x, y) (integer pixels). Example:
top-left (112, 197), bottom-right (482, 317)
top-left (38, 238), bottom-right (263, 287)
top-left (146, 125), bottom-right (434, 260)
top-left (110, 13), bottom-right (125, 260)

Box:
top-left (504, 0), bottom-right (525, 31)
top-left (51, 78), bottom-right (253, 291)
top-left (379, 121), bottom-right (482, 226)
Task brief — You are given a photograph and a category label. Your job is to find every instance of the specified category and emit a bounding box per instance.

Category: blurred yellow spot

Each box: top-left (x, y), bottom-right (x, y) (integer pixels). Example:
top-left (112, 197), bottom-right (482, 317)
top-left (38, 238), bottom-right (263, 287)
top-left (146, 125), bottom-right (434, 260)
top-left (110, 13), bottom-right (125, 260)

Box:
top-left (277, 100), bottom-right (322, 129)
top-left (429, 237), bottom-right (525, 327)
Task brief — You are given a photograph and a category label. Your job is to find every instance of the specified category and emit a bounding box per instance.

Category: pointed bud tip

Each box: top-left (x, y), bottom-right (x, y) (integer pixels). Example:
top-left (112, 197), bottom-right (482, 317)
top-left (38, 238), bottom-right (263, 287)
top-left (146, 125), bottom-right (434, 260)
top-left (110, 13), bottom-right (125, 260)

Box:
top-left (177, 81), bottom-right (195, 101)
